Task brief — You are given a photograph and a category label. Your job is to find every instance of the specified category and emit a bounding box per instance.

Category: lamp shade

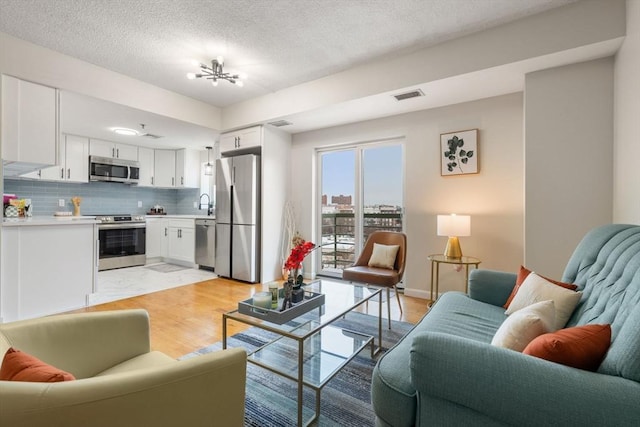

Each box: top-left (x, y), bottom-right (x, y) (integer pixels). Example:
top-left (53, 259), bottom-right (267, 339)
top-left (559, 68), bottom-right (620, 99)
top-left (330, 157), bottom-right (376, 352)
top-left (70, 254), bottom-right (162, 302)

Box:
top-left (437, 214), bottom-right (471, 237)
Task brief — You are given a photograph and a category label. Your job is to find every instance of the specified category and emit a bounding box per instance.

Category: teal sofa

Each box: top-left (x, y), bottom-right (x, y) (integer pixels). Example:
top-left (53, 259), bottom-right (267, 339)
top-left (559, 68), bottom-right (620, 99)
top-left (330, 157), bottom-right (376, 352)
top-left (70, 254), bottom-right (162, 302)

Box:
top-left (372, 224), bottom-right (640, 426)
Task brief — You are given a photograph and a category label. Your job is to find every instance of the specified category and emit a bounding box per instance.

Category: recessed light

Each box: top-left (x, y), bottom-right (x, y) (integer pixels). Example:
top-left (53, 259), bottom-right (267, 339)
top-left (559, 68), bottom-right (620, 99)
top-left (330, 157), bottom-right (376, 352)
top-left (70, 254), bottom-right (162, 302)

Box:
top-left (112, 128), bottom-right (139, 136)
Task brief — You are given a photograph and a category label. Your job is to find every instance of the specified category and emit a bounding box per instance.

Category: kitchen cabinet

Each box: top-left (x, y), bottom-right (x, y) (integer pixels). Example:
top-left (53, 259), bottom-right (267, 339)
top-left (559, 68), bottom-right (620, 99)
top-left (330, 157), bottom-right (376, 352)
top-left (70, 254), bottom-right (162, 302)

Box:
top-left (1, 75), bottom-right (58, 175)
top-left (154, 149), bottom-right (176, 187)
top-left (167, 219), bottom-right (195, 265)
top-left (145, 217), bottom-right (168, 261)
top-left (20, 134), bottom-right (89, 182)
top-left (1, 222), bottom-right (96, 322)
top-left (89, 139), bottom-right (138, 161)
top-left (219, 126), bottom-right (261, 154)
top-left (138, 147), bottom-right (155, 187)
top-left (176, 148), bottom-right (200, 188)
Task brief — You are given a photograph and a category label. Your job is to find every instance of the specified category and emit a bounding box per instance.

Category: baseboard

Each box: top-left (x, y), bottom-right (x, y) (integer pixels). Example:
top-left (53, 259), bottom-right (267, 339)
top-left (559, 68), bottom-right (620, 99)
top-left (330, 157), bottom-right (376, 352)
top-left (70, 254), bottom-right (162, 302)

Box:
top-left (403, 288), bottom-right (431, 300)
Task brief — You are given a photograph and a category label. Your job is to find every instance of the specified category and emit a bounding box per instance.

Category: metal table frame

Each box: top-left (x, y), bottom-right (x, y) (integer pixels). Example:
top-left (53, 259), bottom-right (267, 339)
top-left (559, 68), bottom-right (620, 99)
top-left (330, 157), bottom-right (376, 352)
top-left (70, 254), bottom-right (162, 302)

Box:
top-left (223, 282), bottom-right (382, 426)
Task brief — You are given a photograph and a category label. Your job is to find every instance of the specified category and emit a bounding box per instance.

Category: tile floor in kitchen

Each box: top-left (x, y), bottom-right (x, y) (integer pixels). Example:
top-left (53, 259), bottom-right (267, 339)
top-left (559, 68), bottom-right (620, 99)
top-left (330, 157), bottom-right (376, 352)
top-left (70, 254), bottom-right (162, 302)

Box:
top-left (91, 263), bottom-right (218, 305)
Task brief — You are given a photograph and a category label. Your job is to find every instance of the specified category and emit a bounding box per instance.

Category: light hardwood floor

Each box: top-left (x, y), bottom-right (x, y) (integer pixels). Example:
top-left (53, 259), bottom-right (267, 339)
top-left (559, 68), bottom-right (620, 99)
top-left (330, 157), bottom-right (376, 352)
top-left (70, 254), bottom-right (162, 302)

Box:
top-left (71, 277), bottom-right (430, 359)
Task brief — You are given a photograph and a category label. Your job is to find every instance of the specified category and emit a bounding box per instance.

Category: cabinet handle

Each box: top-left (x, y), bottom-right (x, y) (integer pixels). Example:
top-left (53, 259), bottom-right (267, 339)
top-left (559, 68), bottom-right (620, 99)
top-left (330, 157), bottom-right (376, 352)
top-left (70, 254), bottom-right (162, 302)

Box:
top-left (60, 168), bottom-right (64, 179)
top-left (112, 147), bottom-right (115, 158)
top-left (172, 177), bottom-right (175, 186)
top-left (181, 176), bottom-right (184, 185)
top-left (37, 170), bottom-right (41, 178)
top-left (67, 168), bottom-right (70, 179)
top-left (116, 148), bottom-right (120, 158)
top-left (164, 227), bottom-right (167, 237)
top-left (151, 176), bottom-right (154, 185)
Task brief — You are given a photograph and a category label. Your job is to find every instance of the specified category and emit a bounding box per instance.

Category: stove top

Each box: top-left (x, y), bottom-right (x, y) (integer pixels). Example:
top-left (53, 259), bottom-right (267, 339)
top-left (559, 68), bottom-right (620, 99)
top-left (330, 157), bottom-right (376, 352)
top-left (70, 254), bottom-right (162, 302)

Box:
top-left (94, 214), bottom-right (146, 223)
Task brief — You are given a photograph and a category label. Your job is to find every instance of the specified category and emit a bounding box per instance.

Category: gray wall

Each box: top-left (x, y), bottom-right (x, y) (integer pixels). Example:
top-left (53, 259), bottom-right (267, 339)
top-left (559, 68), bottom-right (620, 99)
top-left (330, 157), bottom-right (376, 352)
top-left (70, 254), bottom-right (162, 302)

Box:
top-left (524, 57), bottom-right (614, 278)
top-left (4, 179), bottom-right (202, 216)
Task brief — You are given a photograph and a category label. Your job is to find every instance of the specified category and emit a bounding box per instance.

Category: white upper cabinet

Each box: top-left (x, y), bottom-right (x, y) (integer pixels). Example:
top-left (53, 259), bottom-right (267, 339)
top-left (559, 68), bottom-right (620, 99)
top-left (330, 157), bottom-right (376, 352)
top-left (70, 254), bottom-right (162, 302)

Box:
top-left (1, 75), bottom-right (58, 174)
top-left (138, 147), bottom-right (155, 187)
top-left (21, 134), bottom-right (89, 182)
top-left (89, 139), bottom-right (138, 161)
top-left (219, 126), bottom-right (261, 154)
top-left (154, 149), bottom-right (176, 187)
top-left (176, 149), bottom-right (200, 188)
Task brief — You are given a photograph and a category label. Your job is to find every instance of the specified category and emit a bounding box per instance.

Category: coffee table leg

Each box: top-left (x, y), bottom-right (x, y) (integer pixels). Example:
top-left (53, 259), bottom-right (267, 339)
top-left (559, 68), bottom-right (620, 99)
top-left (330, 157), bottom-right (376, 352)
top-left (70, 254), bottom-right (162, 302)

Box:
top-left (222, 314), bottom-right (228, 349)
top-left (298, 338), bottom-right (304, 426)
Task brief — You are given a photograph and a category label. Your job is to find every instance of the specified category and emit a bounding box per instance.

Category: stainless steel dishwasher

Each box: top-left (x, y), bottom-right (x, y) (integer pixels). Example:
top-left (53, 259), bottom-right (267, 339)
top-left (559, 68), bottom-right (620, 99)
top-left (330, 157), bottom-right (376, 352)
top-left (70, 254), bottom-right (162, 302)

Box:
top-left (195, 218), bottom-right (215, 270)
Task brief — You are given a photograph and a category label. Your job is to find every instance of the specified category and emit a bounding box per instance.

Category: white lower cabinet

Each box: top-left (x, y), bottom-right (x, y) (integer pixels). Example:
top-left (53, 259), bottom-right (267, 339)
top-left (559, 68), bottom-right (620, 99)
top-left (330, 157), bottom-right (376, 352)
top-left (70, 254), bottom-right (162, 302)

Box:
top-left (167, 219), bottom-right (195, 265)
top-left (145, 217), bottom-right (168, 260)
top-left (146, 218), bottom-right (195, 266)
top-left (1, 224), bottom-right (96, 322)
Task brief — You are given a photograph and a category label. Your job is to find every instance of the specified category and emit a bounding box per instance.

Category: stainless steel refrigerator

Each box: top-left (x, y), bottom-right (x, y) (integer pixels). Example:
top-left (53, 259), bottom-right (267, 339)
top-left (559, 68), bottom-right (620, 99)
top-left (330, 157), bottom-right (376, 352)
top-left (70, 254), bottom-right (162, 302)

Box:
top-left (215, 154), bottom-right (260, 282)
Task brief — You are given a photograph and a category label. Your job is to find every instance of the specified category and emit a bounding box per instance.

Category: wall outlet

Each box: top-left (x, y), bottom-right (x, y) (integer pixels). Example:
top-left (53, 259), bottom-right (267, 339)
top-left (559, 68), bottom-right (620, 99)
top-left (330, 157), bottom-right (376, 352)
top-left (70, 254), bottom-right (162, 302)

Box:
top-left (138, 201), bottom-right (142, 208)
top-left (193, 201), bottom-right (198, 208)
top-left (58, 199), bottom-right (65, 207)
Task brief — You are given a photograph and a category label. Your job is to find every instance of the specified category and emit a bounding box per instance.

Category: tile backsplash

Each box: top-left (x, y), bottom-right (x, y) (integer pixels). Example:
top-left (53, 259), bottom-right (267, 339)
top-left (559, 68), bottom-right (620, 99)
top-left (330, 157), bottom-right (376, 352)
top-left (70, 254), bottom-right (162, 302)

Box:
top-left (4, 179), bottom-right (205, 216)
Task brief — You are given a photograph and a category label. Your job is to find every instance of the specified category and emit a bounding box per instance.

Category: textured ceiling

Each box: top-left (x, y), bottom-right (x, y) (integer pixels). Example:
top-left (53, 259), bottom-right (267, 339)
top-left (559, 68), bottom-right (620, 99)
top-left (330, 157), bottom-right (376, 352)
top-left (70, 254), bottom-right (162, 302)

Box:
top-left (0, 0), bottom-right (577, 108)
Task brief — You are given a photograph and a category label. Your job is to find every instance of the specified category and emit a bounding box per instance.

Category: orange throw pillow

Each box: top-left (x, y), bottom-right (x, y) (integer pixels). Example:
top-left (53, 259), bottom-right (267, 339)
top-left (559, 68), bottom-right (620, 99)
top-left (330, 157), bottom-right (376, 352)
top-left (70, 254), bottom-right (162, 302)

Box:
top-left (0, 347), bottom-right (75, 382)
top-left (523, 324), bottom-right (611, 371)
top-left (504, 265), bottom-right (578, 309)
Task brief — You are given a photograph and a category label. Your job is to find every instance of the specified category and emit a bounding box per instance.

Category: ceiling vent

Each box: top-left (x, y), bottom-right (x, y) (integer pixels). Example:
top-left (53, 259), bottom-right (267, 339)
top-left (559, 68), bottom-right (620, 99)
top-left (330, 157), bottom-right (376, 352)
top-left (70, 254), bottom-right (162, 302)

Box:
top-left (268, 120), bottom-right (293, 127)
top-left (393, 89), bottom-right (425, 101)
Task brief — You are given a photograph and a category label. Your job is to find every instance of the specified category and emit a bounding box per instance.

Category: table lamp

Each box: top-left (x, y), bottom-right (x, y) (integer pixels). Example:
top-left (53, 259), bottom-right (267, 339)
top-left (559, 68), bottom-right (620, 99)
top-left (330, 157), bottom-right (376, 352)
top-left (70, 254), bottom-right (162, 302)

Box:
top-left (437, 214), bottom-right (471, 258)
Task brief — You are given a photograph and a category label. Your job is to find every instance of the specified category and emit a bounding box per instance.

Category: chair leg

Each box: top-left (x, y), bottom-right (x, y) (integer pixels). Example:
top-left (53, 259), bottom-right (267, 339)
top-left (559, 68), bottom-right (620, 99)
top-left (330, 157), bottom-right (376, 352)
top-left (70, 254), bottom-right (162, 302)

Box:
top-left (387, 288), bottom-right (392, 329)
top-left (394, 285), bottom-right (403, 315)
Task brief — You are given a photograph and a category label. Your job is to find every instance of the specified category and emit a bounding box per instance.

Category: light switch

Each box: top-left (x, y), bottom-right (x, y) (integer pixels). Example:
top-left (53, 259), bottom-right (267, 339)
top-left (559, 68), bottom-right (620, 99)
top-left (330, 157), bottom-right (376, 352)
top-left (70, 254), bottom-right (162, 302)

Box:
top-left (138, 201), bottom-right (142, 208)
top-left (58, 199), bottom-right (65, 207)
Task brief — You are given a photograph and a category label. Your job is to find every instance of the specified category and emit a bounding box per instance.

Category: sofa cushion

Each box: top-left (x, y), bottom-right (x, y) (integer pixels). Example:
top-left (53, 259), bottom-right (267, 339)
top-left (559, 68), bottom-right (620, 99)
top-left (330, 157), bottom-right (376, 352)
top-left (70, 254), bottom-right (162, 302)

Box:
top-left (0, 347), bottom-right (75, 382)
top-left (503, 265), bottom-right (578, 308)
top-left (523, 324), bottom-right (611, 371)
top-left (372, 292), bottom-right (505, 427)
top-left (492, 300), bottom-right (556, 352)
top-left (94, 351), bottom-right (175, 376)
top-left (505, 272), bottom-right (581, 330)
top-left (598, 304), bottom-right (640, 381)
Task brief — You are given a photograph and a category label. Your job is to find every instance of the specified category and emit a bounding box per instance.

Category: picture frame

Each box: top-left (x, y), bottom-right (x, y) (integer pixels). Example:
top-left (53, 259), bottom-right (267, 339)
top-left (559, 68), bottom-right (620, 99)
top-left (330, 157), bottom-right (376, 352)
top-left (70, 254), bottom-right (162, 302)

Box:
top-left (440, 129), bottom-right (478, 176)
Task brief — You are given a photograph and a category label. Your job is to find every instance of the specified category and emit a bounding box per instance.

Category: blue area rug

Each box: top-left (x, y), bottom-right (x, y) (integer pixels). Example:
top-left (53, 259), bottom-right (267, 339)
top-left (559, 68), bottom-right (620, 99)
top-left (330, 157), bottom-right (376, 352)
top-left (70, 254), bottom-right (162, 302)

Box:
top-left (182, 312), bottom-right (414, 426)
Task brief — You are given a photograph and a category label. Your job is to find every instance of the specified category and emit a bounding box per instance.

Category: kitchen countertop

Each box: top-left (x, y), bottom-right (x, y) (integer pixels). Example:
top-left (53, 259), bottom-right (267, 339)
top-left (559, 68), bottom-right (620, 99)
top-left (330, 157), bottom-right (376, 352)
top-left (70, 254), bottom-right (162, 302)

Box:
top-left (2, 216), bottom-right (99, 226)
top-left (146, 214), bottom-right (215, 220)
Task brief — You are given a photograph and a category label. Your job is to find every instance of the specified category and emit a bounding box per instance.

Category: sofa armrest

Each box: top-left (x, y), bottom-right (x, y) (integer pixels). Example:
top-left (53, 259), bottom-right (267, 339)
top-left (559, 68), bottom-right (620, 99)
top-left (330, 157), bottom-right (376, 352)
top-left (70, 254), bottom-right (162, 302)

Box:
top-left (0, 309), bottom-right (151, 378)
top-left (410, 332), bottom-right (640, 426)
top-left (467, 269), bottom-right (516, 307)
top-left (0, 347), bottom-right (247, 427)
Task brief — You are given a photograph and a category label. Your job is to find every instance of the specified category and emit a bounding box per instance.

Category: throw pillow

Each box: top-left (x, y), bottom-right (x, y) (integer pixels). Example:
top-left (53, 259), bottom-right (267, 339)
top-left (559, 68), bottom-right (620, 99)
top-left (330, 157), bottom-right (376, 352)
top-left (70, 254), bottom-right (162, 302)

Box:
top-left (368, 243), bottom-right (400, 270)
top-left (503, 265), bottom-right (578, 309)
top-left (523, 324), bottom-right (611, 371)
top-left (491, 300), bottom-right (556, 352)
top-left (0, 347), bottom-right (75, 382)
top-left (505, 272), bottom-right (582, 330)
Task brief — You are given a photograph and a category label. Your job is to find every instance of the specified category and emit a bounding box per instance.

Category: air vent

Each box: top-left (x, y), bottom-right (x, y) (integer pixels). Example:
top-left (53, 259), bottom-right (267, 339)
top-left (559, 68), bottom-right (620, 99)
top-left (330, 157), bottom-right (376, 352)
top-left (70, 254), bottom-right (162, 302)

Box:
top-left (268, 120), bottom-right (293, 127)
top-left (140, 133), bottom-right (163, 139)
top-left (393, 89), bottom-right (425, 101)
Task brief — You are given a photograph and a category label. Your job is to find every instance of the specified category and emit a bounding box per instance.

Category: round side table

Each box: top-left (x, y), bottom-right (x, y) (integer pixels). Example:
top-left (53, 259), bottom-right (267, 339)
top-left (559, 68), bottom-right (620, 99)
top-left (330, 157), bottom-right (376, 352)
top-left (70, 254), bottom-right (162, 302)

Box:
top-left (428, 254), bottom-right (481, 304)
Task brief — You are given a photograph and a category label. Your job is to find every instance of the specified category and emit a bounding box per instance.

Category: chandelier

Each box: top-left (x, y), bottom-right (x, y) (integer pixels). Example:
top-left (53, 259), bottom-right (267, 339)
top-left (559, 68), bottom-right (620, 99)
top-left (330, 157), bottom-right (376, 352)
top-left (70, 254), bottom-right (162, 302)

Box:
top-left (187, 56), bottom-right (245, 87)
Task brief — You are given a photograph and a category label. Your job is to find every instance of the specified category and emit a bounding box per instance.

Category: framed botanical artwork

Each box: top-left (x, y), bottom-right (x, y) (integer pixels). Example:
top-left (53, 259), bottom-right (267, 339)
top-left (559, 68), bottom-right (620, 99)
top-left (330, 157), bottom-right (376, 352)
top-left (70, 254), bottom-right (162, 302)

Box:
top-left (440, 129), bottom-right (478, 176)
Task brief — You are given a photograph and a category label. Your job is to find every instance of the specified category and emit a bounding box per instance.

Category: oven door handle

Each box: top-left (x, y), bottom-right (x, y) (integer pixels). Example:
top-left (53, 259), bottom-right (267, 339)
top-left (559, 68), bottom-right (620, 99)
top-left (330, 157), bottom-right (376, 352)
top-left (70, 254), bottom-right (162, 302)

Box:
top-left (98, 222), bottom-right (146, 230)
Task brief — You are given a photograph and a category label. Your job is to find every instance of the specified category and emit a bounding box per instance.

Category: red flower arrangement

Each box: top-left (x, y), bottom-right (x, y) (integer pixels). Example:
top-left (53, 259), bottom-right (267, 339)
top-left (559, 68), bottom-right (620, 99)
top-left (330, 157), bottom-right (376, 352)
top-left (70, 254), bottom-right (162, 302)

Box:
top-left (284, 240), bottom-right (316, 273)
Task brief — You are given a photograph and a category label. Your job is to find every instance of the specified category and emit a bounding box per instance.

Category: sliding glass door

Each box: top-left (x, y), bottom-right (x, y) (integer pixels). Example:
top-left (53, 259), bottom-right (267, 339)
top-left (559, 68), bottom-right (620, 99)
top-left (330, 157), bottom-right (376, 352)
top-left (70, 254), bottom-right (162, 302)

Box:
top-left (318, 140), bottom-right (404, 277)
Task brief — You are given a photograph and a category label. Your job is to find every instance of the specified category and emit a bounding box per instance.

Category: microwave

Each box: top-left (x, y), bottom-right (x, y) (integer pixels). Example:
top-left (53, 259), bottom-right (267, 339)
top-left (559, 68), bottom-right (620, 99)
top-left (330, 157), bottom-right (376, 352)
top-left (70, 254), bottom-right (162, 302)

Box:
top-left (89, 156), bottom-right (140, 184)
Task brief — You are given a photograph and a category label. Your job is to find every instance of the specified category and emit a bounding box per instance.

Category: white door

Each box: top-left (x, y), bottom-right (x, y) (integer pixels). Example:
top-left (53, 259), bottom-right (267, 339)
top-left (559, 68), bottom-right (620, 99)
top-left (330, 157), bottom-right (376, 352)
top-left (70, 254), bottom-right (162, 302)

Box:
top-left (138, 147), bottom-right (155, 187)
top-left (65, 135), bottom-right (89, 182)
top-left (154, 150), bottom-right (176, 187)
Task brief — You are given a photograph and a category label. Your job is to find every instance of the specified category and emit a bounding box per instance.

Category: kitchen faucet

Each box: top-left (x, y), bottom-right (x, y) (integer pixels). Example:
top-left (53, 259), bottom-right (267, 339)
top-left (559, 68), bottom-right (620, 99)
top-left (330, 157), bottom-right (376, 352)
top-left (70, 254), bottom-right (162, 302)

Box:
top-left (199, 193), bottom-right (213, 216)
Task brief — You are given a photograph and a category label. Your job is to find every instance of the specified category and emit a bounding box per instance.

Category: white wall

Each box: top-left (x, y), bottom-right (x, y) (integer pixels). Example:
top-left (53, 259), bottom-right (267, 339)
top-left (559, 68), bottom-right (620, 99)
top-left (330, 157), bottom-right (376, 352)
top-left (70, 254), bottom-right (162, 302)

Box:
top-left (524, 58), bottom-right (614, 278)
top-left (614, 0), bottom-right (640, 223)
top-left (291, 93), bottom-right (524, 298)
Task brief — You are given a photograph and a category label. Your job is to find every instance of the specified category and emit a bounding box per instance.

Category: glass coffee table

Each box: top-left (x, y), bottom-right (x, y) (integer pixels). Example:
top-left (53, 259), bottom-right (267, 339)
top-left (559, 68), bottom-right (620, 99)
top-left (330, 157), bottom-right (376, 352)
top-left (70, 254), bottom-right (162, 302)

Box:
top-left (222, 278), bottom-right (382, 427)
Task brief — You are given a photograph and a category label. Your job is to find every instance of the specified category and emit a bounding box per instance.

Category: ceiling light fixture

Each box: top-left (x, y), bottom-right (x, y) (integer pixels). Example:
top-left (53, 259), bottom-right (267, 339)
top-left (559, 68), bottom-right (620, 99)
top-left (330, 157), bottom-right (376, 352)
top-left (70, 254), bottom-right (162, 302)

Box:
top-left (187, 56), bottom-right (245, 87)
top-left (204, 146), bottom-right (213, 176)
top-left (112, 128), bottom-right (138, 136)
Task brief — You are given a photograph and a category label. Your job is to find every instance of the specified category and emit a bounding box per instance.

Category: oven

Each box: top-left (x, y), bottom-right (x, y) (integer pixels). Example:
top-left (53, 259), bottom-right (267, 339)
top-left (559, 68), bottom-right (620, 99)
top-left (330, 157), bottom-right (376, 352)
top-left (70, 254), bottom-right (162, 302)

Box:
top-left (96, 215), bottom-right (146, 271)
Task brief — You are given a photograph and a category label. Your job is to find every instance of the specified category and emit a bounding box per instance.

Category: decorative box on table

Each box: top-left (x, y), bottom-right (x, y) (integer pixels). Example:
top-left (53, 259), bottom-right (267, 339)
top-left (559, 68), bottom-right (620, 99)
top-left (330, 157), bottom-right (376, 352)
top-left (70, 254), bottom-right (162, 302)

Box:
top-left (238, 288), bottom-right (325, 324)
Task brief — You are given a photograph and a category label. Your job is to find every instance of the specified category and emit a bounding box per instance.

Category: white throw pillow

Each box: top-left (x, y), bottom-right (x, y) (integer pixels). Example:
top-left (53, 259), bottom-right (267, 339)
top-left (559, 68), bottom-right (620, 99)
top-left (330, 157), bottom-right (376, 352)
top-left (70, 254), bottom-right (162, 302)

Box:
top-left (505, 272), bottom-right (582, 330)
top-left (368, 243), bottom-right (400, 270)
top-left (491, 300), bottom-right (556, 352)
